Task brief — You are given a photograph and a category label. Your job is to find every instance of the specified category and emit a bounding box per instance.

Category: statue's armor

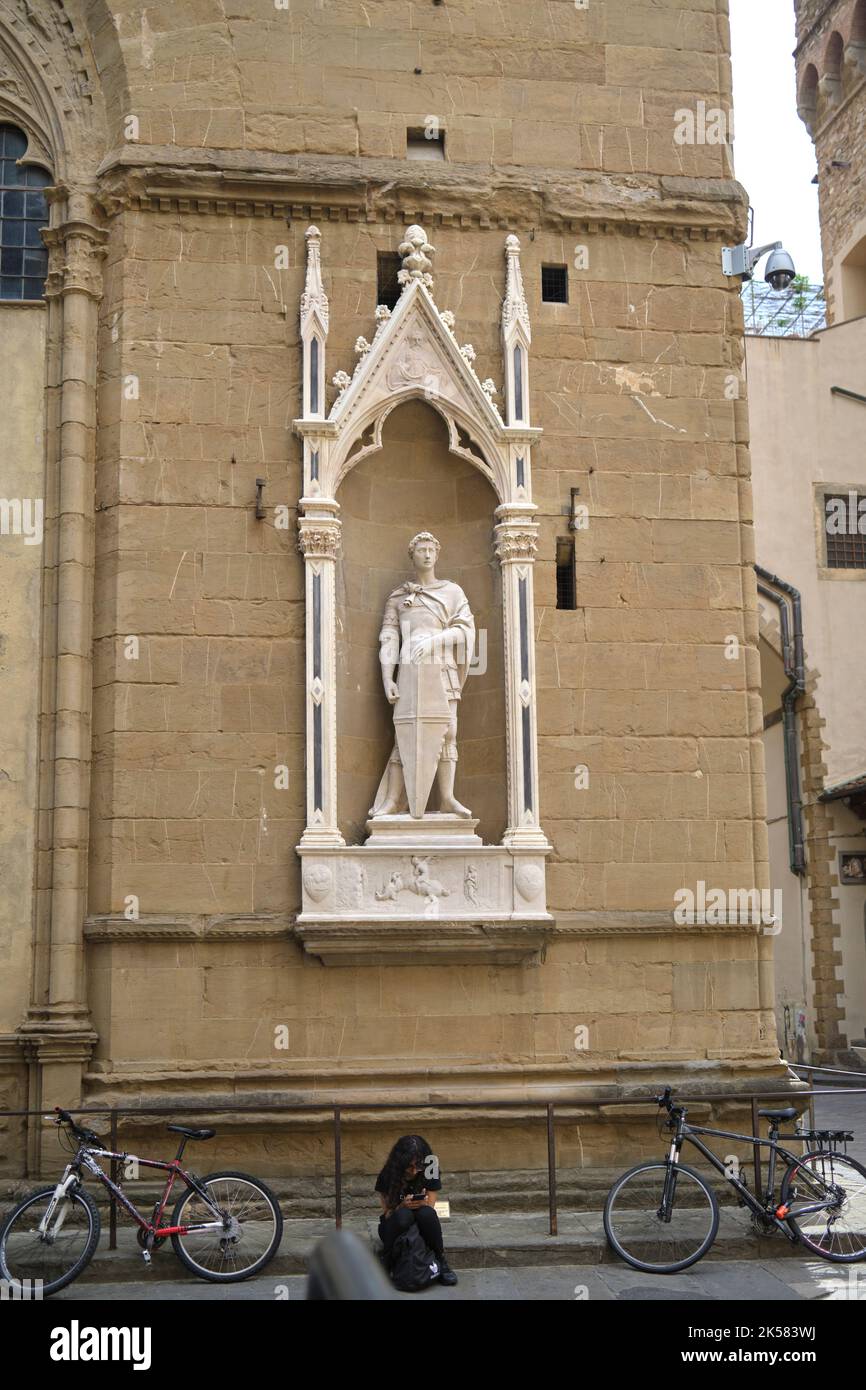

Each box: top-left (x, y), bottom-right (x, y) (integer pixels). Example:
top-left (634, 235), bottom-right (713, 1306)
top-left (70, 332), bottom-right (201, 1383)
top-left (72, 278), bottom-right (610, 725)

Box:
top-left (371, 576), bottom-right (475, 815)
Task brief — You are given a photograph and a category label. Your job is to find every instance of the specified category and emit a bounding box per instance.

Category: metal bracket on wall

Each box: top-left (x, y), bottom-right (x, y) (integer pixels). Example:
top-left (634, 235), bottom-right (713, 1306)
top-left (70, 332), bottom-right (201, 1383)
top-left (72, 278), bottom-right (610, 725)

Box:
top-left (831, 387), bottom-right (866, 406)
top-left (255, 477), bottom-right (266, 519)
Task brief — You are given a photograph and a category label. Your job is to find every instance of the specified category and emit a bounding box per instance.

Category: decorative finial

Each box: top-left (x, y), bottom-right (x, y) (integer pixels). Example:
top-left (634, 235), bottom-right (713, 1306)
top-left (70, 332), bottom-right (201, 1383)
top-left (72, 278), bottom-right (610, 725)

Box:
top-left (502, 233), bottom-right (530, 342)
top-left (397, 224), bottom-right (435, 291)
top-left (300, 225), bottom-right (329, 334)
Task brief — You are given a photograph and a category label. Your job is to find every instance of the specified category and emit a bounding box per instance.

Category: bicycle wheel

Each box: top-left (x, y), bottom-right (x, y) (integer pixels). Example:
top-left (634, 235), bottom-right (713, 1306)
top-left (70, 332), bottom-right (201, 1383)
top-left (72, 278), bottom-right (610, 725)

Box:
top-left (604, 1160), bottom-right (720, 1273)
top-left (781, 1151), bottom-right (866, 1262)
top-left (170, 1170), bottom-right (283, 1282)
top-left (0, 1183), bottom-right (100, 1297)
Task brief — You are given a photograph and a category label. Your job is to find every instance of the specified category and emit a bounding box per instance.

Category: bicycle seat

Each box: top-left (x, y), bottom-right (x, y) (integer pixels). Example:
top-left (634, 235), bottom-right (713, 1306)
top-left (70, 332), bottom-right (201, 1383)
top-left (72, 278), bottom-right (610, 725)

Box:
top-left (758, 1107), bottom-right (798, 1122)
top-left (166, 1124), bottom-right (216, 1141)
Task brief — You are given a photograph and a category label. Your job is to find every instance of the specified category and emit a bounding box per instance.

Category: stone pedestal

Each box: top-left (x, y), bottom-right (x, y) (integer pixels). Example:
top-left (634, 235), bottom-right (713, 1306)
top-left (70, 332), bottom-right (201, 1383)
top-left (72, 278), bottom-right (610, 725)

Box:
top-left (364, 814), bottom-right (483, 848)
top-left (296, 820), bottom-right (552, 965)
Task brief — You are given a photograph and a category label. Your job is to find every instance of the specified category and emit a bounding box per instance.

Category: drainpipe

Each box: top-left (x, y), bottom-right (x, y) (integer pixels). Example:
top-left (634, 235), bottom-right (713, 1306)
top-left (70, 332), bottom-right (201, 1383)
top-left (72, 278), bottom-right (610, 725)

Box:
top-left (755, 565), bottom-right (806, 875)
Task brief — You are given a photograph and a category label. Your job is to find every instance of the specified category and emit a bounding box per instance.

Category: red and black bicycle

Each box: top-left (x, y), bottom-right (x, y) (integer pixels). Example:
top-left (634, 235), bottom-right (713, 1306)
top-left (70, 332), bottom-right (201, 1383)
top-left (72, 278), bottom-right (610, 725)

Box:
top-left (0, 1108), bottom-right (283, 1296)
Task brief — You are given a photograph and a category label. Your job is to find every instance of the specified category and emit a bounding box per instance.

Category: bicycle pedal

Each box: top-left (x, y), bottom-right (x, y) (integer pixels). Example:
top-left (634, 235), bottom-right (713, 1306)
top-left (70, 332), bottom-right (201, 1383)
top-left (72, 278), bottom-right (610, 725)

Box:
top-left (141, 1249), bottom-right (152, 1266)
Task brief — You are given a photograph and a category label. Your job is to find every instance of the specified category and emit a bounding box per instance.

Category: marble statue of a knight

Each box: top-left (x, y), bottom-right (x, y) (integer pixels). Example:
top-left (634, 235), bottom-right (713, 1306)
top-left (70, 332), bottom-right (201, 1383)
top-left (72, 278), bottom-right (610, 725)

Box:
top-left (370, 532), bottom-right (475, 820)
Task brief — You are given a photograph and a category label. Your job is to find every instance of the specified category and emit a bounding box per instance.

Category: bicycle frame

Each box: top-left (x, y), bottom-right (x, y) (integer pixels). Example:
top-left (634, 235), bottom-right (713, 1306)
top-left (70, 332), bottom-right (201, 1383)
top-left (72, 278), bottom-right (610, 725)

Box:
top-left (43, 1145), bottom-right (227, 1241)
top-left (662, 1114), bottom-right (841, 1237)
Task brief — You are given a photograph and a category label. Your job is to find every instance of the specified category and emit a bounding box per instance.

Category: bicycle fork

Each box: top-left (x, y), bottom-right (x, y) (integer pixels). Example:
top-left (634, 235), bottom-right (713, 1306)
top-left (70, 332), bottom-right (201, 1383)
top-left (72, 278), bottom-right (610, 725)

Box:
top-left (37, 1166), bottom-right (79, 1241)
top-left (658, 1138), bottom-right (682, 1222)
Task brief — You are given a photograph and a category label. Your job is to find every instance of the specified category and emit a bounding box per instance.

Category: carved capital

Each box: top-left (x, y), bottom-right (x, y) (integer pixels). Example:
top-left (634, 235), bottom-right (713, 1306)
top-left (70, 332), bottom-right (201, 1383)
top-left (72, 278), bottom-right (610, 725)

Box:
top-left (494, 525), bottom-right (538, 563)
top-left (298, 522), bottom-right (341, 560)
top-left (42, 219), bottom-right (108, 300)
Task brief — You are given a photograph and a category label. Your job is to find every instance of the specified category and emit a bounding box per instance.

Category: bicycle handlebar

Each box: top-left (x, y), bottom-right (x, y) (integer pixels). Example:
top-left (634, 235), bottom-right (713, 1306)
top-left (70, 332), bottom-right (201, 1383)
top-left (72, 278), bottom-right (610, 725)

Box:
top-left (54, 1107), bottom-right (101, 1147)
top-left (655, 1086), bottom-right (674, 1111)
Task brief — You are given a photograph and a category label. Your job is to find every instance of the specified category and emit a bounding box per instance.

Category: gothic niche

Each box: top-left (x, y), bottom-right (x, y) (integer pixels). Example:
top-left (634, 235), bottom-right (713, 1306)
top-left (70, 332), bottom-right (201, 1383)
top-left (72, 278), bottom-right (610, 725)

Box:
top-left (293, 225), bottom-right (552, 966)
top-left (336, 401), bottom-right (506, 847)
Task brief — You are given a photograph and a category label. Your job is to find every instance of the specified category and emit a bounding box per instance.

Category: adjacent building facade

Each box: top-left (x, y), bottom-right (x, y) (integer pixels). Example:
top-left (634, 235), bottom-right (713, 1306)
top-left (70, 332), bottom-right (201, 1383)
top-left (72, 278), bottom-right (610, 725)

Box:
top-left (750, 0), bottom-right (866, 1066)
top-left (0, 0), bottom-right (786, 1181)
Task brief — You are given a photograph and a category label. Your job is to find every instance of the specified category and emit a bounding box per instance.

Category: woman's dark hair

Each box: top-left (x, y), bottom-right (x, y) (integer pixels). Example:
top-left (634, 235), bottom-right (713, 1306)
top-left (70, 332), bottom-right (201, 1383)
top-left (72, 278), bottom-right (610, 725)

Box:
top-left (380, 1134), bottom-right (430, 1210)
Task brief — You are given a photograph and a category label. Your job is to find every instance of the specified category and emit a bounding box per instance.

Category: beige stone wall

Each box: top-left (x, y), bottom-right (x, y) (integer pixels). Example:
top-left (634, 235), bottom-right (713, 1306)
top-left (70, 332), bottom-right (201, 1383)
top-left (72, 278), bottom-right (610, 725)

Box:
top-left (0, 0), bottom-right (791, 1175)
top-left (0, 304), bottom-right (46, 1163)
top-left (92, 0), bottom-right (734, 180)
top-left (82, 198), bottom-right (776, 1101)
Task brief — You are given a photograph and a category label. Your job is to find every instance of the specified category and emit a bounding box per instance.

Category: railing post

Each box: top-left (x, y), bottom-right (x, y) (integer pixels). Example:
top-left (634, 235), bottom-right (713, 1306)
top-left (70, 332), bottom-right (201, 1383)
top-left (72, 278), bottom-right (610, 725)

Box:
top-left (750, 1096), bottom-right (762, 1196)
top-left (546, 1103), bottom-right (557, 1237)
top-left (109, 1108), bottom-right (118, 1250)
top-left (334, 1106), bottom-right (342, 1230)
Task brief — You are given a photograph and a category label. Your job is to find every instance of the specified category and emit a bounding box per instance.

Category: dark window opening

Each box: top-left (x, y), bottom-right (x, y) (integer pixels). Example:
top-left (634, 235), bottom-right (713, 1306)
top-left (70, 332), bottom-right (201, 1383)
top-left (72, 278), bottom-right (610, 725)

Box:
top-left (541, 264), bottom-right (569, 304)
top-left (825, 492), bottom-right (866, 568)
top-left (377, 251), bottom-right (402, 310)
top-left (0, 124), bottom-right (51, 301)
top-left (556, 537), bottom-right (577, 609)
top-left (407, 126), bottom-right (446, 160)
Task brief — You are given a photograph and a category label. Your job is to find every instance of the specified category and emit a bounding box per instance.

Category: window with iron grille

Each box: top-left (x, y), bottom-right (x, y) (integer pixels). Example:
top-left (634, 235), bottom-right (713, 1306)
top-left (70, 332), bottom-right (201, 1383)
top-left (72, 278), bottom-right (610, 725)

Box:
top-left (556, 537), bottom-right (577, 609)
top-left (0, 125), bottom-right (51, 301)
top-left (377, 251), bottom-right (402, 310)
top-left (541, 265), bottom-right (568, 304)
top-left (824, 492), bottom-right (866, 568)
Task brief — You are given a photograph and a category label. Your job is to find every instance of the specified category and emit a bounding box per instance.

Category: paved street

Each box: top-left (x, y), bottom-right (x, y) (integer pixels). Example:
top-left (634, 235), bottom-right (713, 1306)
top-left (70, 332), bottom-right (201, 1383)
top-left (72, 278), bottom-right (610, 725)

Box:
top-left (49, 1257), bottom-right (866, 1301)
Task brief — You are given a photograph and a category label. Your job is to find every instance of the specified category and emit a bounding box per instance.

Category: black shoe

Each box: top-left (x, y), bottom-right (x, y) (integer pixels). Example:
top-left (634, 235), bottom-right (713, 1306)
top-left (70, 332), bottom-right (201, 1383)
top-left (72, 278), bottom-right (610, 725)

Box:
top-left (437, 1256), bottom-right (458, 1286)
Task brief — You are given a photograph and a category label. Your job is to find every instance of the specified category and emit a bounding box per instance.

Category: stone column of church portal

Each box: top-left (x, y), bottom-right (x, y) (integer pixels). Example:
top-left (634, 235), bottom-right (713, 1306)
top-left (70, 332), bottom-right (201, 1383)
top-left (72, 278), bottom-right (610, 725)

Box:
top-left (495, 514), bottom-right (547, 847)
top-left (298, 509), bottom-right (344, 846)
top-left (40, 188), bottom-right (107, 1026)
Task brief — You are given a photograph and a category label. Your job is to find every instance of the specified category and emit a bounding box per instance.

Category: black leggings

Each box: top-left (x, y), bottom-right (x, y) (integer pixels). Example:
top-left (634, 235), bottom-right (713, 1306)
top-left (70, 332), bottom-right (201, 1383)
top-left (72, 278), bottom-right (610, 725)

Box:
top-left (379, 1205), bottom-right (444, 1258)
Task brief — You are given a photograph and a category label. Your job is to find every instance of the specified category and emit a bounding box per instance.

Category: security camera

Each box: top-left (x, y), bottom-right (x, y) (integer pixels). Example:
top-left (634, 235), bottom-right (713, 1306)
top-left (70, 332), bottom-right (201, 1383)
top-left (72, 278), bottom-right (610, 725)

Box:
top-left (764, 248), bottom-right (796, 292)
top-left (722, 240), bottom-right (797, 290)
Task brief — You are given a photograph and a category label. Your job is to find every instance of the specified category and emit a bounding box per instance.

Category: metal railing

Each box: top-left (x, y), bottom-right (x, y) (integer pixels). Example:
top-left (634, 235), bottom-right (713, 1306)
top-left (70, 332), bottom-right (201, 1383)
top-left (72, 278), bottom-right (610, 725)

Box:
top-left (1, 1061), bottom-right (864, 1247)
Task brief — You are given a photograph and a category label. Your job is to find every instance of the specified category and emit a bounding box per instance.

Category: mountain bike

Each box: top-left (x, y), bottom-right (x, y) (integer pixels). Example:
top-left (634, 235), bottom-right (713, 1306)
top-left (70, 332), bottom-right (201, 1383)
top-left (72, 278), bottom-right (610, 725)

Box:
top-left (0, 1108), bottom-right (283, 1297)
top-left (604, 1086), bottom-right (866, 1274)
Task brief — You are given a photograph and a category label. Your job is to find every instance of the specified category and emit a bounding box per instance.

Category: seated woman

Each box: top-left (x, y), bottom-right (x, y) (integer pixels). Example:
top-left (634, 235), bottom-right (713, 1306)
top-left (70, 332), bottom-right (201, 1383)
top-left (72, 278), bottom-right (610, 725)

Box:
top-left (375, 1134), bottom-right (458, 1286)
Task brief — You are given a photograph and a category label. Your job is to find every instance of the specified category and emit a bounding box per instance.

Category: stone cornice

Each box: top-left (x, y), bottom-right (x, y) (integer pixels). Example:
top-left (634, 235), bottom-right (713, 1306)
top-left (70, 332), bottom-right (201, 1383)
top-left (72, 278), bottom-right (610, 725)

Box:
top-left (554, 911), bottom-right (765, 935)
top-left (81, 910), bottom-right (765, 944)
top-left (94, 148), bottom-right (748, 240)
top-left (84, 914), bottom-right (294, 942)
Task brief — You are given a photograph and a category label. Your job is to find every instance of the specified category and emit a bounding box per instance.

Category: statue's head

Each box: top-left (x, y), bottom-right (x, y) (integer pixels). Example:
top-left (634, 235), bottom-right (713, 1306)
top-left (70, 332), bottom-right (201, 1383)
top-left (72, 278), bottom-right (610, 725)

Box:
top-left (408, 532), bottom-right (440, 567)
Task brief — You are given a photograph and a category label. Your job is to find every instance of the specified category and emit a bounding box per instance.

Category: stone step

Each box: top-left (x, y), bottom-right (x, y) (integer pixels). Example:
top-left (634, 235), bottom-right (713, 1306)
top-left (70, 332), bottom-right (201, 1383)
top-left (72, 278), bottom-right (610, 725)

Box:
top-left (9, 1209), bottom-right (821, 1287)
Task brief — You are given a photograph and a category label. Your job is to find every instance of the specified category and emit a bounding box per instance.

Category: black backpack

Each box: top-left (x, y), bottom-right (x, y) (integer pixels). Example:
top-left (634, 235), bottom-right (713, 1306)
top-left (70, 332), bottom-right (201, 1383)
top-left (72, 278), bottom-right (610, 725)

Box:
top-left (388, 1223), bottom-right (440, 1292)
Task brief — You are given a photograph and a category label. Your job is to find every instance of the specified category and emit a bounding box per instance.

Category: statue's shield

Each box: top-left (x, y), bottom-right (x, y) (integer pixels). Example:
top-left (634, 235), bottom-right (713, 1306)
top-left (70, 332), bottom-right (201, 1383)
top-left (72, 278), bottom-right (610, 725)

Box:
top-left (393, 659), bottom-right (450, 818)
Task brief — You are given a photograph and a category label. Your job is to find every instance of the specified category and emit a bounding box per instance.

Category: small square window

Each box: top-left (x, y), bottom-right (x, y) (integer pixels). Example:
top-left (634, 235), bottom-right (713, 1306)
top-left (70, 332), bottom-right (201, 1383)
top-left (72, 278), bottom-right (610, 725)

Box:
top-left (542, 265), bottom-right (569, 304)
top-left (377, 251), bottom-right (402, 310)
top-left (407, 127), bottom-right (446, 161)
top-left (824, 492), bottom-right (866, 568)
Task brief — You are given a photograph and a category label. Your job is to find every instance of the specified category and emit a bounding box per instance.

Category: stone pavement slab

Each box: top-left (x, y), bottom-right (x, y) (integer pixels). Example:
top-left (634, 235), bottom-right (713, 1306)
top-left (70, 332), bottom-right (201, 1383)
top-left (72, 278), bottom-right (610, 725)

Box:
top-left (69, 1205), bottom-right (811, 1283)
top-left (48, 1258), bottom-right (866, 1301)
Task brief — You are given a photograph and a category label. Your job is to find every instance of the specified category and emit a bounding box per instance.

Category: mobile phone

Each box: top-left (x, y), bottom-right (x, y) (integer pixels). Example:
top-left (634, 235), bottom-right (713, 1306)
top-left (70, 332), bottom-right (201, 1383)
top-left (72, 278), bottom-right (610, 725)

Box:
top-left (403, 1189), bottom-right (427, 1203)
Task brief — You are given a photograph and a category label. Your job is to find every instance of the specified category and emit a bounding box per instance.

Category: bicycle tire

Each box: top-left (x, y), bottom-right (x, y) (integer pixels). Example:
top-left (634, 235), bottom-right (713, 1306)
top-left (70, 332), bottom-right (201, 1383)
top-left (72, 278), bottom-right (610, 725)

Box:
top-left (0, 1183), bottom-right (101, 1297)
top-left (781, 1150), bottom-right (866, 1262)
top-left (170, 1170), bottom-right (283, 1282)
top-left (604, 1160), bottom-right (720, 1274)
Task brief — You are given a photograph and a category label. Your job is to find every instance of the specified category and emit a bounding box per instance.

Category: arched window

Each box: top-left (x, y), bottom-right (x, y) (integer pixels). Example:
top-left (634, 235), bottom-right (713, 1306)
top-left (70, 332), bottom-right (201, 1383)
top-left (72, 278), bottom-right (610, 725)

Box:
top-left (851, 0), bottom-right (866, 45)
top-left (798, 63), bottom-right (819, 132)
top-left (823, 30), bottom-right (844, 83)
top-left (0, 123), bottom-right (51, 301)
